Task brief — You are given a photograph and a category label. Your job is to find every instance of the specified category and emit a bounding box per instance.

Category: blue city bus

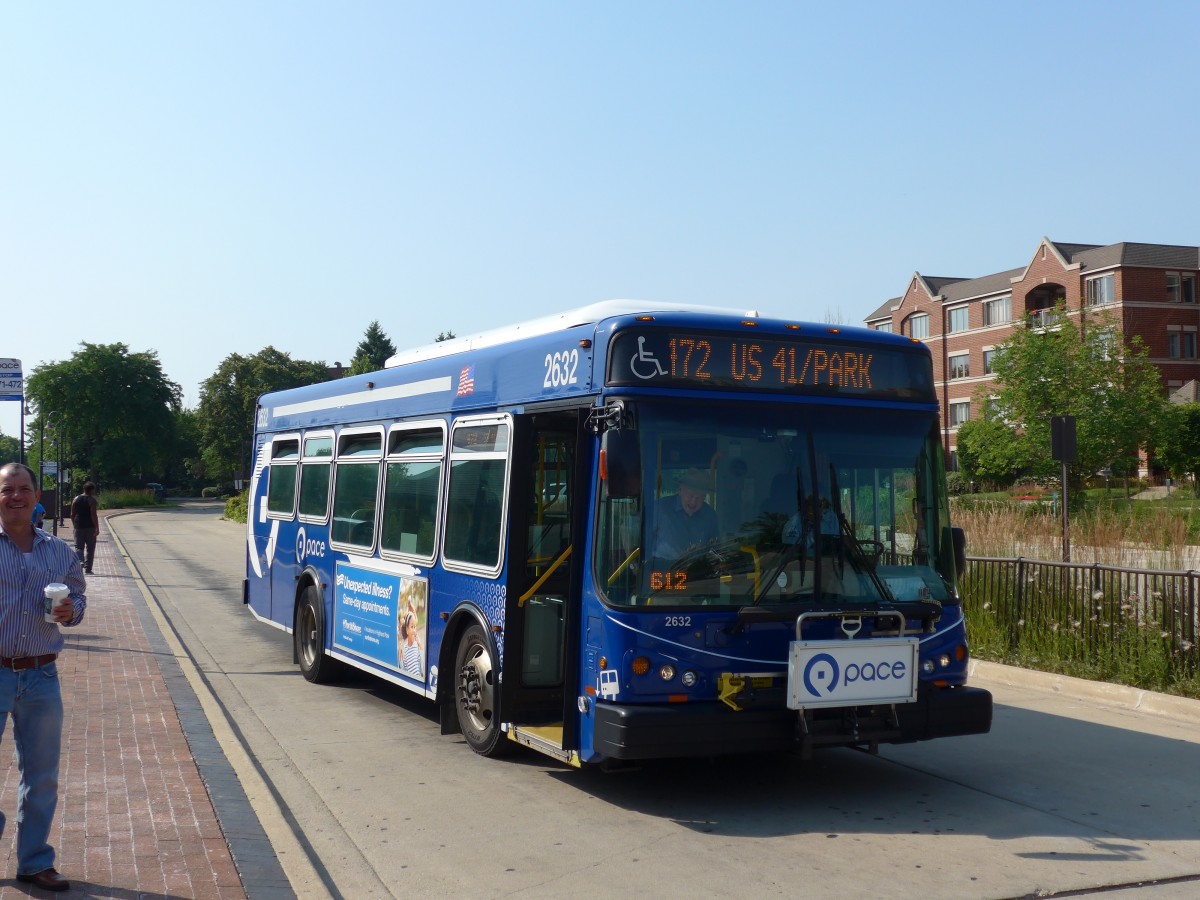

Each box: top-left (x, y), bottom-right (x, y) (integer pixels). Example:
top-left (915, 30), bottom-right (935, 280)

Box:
top-left (245, 301), bottom-right (991, 766)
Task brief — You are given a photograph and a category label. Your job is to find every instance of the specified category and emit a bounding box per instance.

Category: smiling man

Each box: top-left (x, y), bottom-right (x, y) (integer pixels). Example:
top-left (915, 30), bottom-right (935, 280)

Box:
top-left (0, 462), bottom-right (86, 892)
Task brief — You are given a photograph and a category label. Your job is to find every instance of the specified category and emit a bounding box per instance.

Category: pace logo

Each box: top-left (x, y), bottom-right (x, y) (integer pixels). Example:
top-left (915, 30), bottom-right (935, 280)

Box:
top-left (802, 653), bottom-right (840, 697)
top-left (296, 526), bottom-right (326, 561)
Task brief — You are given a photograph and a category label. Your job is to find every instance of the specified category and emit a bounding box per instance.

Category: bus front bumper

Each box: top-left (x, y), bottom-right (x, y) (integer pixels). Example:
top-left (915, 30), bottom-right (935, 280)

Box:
top-left (591, 684), bottom-right (992, 760)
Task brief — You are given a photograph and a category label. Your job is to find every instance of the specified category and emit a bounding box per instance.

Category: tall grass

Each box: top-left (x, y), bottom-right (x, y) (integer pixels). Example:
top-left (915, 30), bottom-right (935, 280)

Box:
top-left (954, 500), bottom-right (1200, 698)
top-left (954, 502), bottom-right (1199, 569)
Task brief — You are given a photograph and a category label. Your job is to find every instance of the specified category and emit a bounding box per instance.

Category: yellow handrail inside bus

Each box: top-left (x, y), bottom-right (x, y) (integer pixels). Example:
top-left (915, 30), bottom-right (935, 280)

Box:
top-left (741, 545), bottom-right (760, 599)
top-left (607, 547), bottom-right (640, 586)
top-left (519, 545), bottom-right (572, 606)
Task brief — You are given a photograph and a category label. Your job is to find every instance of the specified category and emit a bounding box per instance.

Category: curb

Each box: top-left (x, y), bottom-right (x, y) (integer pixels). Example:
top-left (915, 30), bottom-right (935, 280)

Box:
top-left (970, 659), bottom-right (1200, 724)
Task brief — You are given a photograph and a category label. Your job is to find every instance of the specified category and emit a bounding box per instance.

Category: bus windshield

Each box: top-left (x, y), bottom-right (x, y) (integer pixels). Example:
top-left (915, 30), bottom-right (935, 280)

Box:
top-left (596, 400), bottom-right (955, 610)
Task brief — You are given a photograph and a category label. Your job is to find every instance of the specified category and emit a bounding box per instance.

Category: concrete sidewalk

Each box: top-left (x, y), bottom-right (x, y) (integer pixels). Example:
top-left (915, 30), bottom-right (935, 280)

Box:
top-left (0, 514), bottom-right (283, 898)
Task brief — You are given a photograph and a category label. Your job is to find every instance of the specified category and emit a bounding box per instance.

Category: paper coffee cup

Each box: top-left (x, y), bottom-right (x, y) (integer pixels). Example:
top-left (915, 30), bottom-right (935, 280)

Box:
top-left (44, 583), bottom-right (70, 623)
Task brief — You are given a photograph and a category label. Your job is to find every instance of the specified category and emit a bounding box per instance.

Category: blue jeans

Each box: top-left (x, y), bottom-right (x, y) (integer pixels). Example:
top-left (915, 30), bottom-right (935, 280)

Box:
top-left (0, 663), bottom-right (63, 876)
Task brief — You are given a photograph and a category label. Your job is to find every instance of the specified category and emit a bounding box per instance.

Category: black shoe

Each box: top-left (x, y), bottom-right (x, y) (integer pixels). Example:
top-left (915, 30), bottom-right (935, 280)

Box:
top-left (85, 569), bottom-right (93, 574)
top-left (17, 867), bottom-right (70, 891)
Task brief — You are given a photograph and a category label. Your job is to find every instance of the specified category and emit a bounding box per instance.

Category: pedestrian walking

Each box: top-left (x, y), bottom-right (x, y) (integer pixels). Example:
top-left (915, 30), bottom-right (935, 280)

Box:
top-left (70, 481), bottom-right (99, 574)
top-left (0, 461), bottom-right (87, 892)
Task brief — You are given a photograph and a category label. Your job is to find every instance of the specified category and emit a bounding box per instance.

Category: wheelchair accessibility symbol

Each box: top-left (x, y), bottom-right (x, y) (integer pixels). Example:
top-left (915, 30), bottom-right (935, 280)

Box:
top-left (629, 336), bottom-right (667, 380)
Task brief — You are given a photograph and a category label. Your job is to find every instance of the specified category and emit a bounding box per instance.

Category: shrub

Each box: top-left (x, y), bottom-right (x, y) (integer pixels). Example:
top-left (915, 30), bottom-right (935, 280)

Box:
top-left (97, 488), bottom-right (161, 510)
top-left (224, 491), bottom-right (248, 523)
top-left (201, 486), bottom-right (223, 499)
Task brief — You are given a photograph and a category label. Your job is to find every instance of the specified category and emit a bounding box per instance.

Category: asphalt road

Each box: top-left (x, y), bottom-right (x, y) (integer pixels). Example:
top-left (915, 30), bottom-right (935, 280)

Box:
top-left (110, 504), bottom-right (1200, 900)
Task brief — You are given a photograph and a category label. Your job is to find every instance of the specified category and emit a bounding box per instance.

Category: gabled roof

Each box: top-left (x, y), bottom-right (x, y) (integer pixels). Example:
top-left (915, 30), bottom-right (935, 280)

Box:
top-left (921, 276), bottom-right (969, 295)
top-left (864, 237), bottom-right (1200, 327)
top-left (865, 297), bottom-right (901, 321)
top-left (942, 268), bottom-right (1026, 303)
top-left (1170, 380), bottom-right (1200, 405)
top-left (1074, 242), bottom-right (1200, 271)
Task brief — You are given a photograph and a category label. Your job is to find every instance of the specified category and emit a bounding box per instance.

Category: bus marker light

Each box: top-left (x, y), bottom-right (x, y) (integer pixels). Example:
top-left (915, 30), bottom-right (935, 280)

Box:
top-left (599, 657), bottom-right (608, 670)
top-left (585, 685), bottom-right (596, 696)
top-left (578, 696), bottom-right (590, 713)
top-left (632, 656), bottom-right (650, 676)
top-left (579, 339), bottom-right (592, 349)
top-left (955, 644), bottom-right (967, 662)
top-left (659, 664), bottom-right (676, 681)
top-left (934, 680), bottom-right (949, 688)
top-left (668, 695), bottom-right (688, 703)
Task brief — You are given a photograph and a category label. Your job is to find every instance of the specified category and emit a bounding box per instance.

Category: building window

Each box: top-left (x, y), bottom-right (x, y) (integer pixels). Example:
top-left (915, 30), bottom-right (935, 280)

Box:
top-left (1169, 332), bottom-right (1197, 359)
top-left (875, 321), bottom-right (892, 333)
top-left (983, 349), bottom-right (997, 374)
top-left (1086, 274), bottom-right (1115, 307)
top-left (907, 314), bottom-right (929, 339)
top-left (949, 401), bottom-right (970, 427)
top-left (983, 296), bottom-right (1011, 326)
top-left (948, 353), bottom-right (970, 379)
top-left (1167, 273), bottom-right (1181, 302)
top-left (947, 306), bottom-right (969, 333)
top-left (1184, 273), bottom-right (1197, 304)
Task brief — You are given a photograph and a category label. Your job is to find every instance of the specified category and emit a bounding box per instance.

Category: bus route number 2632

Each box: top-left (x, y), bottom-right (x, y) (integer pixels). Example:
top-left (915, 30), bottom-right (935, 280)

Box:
top-left (544, 349), bottom-right (580, 389)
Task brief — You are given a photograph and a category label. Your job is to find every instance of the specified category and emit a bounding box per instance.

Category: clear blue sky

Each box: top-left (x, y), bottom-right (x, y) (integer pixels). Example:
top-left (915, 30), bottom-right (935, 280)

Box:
top-left (4, 1), bottom-right (1198, 439)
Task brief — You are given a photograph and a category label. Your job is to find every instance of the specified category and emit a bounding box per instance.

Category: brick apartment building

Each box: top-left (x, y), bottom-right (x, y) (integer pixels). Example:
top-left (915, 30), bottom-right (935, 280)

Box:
top-left (863, 237), bottom-right (1200, 470)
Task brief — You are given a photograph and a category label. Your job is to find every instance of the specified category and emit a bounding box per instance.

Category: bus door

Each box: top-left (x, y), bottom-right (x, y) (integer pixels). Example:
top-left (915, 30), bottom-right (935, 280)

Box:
top-left (502, 409), bottom-right (587, 760)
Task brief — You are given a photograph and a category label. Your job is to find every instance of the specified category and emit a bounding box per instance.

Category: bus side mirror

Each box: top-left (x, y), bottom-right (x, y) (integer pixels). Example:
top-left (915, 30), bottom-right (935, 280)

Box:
top-left (951, 526), bottom-right (967, 576)
top-left (602, 430), bottom-right (641, 500)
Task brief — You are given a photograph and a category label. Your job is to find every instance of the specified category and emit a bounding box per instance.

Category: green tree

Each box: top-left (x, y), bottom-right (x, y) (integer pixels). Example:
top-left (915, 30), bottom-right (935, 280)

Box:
top-left (436, 330), bottom-right (456, 342)
top-left (198, 347), bottom-right (329, 484)
top-left (25, 343), bottom-right (182, 486)
top-left (0, 431), bottom-right (19, 463)
top-left (1153, 403), bottom-right (1200, 494)
top-left (347, 321), bottom-right (397, 376)
top-left (961, 310), bottom-right (1164, 485)
top-left (955, 417), bottom-right (1033, 488)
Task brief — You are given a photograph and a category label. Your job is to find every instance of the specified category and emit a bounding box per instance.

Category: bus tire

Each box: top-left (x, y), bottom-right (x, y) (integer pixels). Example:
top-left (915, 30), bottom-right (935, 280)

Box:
top-left (296, 585), bottom-right (341, 684)
top-left (454, 623), bottom-right (510, 756)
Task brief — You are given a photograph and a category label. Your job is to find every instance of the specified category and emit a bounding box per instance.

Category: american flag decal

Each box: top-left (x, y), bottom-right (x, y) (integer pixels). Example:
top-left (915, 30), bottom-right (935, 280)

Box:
top-left (456, 364), bottom-right (475, 397)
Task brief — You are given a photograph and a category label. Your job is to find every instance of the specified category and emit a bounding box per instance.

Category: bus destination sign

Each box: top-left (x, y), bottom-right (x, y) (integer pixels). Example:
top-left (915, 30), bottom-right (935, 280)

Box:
top-left (606, 330), bottom-right (935, 401)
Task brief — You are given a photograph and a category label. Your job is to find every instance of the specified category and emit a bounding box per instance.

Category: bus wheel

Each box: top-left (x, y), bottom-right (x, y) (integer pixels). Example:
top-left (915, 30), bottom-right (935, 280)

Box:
top-left (296, 585), bottom-right (340, 684)
top-left (454, 623), bottom-right (509, 756)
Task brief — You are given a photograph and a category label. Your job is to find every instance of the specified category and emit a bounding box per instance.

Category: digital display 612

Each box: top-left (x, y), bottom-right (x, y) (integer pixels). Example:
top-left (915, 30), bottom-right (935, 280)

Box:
top-left (606, 329), bottom-right (935, 402)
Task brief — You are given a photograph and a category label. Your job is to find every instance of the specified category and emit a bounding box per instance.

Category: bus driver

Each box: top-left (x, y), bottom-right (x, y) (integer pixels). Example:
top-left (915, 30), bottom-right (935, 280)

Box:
top-left (652, 468), bottom-right (719, 567)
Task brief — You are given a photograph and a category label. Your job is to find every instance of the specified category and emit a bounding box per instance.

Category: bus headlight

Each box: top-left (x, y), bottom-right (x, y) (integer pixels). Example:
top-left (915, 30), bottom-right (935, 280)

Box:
top-left (659, 664), bottom-right (676, 681)
top-left (938, 653), bottom-right (952, 669)
top-left (681, 670), bottom-right (697, 687)
top-left (922, 659), bottom-right (936, 674)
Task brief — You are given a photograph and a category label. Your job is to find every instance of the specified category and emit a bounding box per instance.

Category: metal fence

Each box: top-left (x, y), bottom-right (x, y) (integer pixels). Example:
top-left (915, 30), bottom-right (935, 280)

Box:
top-left (961, 556), bottom-right (1199, 680)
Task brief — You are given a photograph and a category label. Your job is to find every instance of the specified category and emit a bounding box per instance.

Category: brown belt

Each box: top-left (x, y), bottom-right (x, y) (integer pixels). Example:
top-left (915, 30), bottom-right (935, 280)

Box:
top-left (0, 654), bottom-right (57, 671)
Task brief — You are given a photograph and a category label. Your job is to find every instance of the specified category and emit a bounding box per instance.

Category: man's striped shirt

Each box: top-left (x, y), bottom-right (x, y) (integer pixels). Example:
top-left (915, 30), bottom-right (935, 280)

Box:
top-left (0, 526), bottom-right (87, 658)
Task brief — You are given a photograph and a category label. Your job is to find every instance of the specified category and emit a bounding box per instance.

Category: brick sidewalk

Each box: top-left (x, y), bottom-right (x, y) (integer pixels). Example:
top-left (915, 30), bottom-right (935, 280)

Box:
top-left (0, 516), bottom-right (249, 898)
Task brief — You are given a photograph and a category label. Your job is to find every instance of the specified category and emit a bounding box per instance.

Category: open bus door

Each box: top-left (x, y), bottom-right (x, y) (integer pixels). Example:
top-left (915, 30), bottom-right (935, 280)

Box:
top-left (502, 409), bottom-right (588, 765)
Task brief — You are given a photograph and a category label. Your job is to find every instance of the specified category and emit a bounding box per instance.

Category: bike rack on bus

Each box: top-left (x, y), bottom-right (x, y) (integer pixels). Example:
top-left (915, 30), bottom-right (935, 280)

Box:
top-left (793, 609), bottom-right (907, 642)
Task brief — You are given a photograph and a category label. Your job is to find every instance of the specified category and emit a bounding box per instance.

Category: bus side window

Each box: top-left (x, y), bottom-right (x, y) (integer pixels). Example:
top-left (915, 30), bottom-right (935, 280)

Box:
top-left (267, 437), bottom-right (300, 517)
top-left (444, 462), bottom-right (505, 568)
top-left (330, 430), bottom-right (383, 550)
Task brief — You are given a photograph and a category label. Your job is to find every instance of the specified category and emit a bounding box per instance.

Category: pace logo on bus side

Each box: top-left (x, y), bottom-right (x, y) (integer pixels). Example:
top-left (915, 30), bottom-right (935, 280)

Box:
top-left (296, 526), bottom-right (327, 561)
